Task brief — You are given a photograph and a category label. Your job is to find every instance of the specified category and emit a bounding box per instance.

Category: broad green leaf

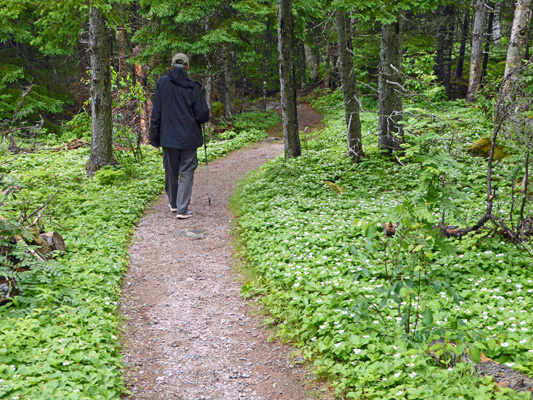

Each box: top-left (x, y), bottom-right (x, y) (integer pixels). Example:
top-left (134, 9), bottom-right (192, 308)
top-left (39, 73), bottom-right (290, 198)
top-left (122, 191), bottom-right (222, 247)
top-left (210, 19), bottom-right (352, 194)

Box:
top-left (470, 347), bottom-right (481, 364)
top-left (422, 307), bottom-right (433, 326)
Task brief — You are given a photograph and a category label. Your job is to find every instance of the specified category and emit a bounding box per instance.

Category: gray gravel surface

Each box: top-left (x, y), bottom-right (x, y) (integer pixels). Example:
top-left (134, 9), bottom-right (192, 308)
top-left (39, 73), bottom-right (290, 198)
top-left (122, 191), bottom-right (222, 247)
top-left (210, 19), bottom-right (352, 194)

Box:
top-left (120, 123), bottom-right (334, 400)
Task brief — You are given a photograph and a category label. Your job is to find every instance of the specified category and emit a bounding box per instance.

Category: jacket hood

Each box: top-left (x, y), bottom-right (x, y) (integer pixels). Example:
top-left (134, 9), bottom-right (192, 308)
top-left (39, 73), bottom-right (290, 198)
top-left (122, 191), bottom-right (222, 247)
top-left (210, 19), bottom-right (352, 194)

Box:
top-left (168, 67), bottom-right (195, 88)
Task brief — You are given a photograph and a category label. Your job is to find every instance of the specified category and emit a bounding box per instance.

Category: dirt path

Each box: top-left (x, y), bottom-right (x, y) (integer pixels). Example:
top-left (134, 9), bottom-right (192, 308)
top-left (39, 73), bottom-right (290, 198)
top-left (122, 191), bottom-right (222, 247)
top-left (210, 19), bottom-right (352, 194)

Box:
top-left (120, 104), bottom-right (332, 400)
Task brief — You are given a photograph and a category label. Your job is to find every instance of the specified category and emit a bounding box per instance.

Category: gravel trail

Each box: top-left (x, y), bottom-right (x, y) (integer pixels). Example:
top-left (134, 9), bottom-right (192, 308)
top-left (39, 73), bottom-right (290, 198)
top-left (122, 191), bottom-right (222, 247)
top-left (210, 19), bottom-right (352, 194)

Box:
top-left (120, 104), bottom-right (332, 400)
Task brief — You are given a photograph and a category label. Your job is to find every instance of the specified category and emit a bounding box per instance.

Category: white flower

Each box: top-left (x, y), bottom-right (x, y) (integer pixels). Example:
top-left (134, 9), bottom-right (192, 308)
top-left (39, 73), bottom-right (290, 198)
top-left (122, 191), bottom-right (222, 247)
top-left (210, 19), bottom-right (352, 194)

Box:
top-left (410, 372), bottom-right (418, 378)
top-left (353, 349), bottom-right (362, 355)
top-left (501, 342), bottom-right (509, 347)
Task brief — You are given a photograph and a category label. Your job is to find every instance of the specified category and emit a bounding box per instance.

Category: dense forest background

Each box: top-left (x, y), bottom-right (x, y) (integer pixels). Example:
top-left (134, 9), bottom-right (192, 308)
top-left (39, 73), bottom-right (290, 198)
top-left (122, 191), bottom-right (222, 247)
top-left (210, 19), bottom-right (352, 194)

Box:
top-left (1, 0), bottom-right (530, 152)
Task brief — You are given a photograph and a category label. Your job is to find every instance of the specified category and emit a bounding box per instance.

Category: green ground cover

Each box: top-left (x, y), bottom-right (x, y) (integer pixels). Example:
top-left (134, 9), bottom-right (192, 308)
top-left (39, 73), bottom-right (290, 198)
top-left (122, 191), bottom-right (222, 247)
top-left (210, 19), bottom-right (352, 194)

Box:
top-left (234, 98), bottom-right (533, 399)
top-left (0, 110), bottom-right (278, 399)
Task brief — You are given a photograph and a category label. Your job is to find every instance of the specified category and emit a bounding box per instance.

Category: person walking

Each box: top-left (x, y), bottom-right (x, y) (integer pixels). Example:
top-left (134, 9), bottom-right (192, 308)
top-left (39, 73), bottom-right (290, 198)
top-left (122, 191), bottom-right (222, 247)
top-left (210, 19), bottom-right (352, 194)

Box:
top-left (150, 53), bottom-right (210, 219)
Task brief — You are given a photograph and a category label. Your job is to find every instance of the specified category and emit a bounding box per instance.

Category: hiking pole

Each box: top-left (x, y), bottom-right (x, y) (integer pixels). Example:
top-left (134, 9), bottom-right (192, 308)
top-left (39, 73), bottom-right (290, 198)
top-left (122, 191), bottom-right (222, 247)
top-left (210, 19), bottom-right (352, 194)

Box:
top-left (203, 124), bottom-right (211, 206)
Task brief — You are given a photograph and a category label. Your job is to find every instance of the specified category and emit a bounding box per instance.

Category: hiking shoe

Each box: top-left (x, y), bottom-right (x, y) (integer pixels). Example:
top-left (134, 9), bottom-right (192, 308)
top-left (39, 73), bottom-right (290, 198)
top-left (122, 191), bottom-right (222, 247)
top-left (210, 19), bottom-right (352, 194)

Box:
top-left (176, 211), bottom-right (192, 220)
top-left (169, 204), bottom-right (178, 212)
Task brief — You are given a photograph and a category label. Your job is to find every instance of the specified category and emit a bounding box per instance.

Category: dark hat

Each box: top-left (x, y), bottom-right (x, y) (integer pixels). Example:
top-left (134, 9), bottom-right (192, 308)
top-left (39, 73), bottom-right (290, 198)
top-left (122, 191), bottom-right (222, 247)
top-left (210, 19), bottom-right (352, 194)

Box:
top-left (171, 53), bottom-right (189, 66)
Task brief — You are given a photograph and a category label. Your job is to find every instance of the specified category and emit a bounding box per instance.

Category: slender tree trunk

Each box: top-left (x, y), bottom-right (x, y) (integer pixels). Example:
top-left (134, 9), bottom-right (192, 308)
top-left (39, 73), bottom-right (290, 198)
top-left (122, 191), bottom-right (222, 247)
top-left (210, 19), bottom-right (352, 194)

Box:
top-left (457, 12), bottom-right (469, 79)
top-left (299, 40), bottom-right (307, 92)
top-left (498, 0), bottom-right (532, 114)
top-left (205, 60), bottom-right (214, 117)
top-left (331, 43), bottom-right (340, 89)
top-left (337, 9), bottom-right (364, 162)
top-left (481, 7), bottom-right (494, 87)
top-left (224, 47), bottom-right (236, 121)
top-left (87, 3), bottom-right (115, 176)
top-left (278, 0), bottom-right (300, 158)
top-left (205, 75), bottom-right (213, 114)
top-left (303, 42), bottom-right (318, 83)
top-left (116, 3), bottom-right (127, 79)
top-left (117, 25), bottom-right (127, 78)
top-left (435, 5), bottom-right (456, 98)
top-left (378, 17), bottom-right (404, 153)
top-left (262, 19), bottom-right (271, 112)
top-left (240, 64), bottom-right (247, 114)
top-left (493, 2), bottom-right (502, 43)
top-left (503, 0), bottom-right (532, 79)
top-left (525, 29), bottom-right (531, 60)
top-left (134, 45), bottom-right (150, 145)
top-left (466, 0), bottom-right (487, 102)
top-left (325, 42), bottom-right (332, 89)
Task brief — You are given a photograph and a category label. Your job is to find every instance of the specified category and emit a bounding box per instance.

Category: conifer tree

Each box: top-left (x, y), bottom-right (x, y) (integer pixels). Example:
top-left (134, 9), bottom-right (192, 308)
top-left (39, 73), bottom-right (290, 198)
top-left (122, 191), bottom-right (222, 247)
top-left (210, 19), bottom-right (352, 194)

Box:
top-left (336, 8), bottom-right (364, 162)
top-left (86, 2), bottom-right (115, 175)
top-left (278, 0), bottom-right (301, 158)
top-left (466, 0), bottom-right (487, 102)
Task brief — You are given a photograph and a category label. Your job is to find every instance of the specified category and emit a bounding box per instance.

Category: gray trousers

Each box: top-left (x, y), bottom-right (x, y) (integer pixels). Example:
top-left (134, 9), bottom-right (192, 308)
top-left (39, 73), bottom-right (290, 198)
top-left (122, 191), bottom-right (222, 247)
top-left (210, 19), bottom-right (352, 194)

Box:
top-left (163, 148), bottom-right (198, 214)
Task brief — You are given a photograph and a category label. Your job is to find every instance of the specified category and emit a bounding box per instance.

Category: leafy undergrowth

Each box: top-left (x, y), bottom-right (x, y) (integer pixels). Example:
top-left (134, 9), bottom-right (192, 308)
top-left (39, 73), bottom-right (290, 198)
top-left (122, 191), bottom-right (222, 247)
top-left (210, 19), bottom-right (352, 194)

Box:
top-left (234, 99), bottom-right (533, 399)
top-left (0, 113), bottom-right (278, 399)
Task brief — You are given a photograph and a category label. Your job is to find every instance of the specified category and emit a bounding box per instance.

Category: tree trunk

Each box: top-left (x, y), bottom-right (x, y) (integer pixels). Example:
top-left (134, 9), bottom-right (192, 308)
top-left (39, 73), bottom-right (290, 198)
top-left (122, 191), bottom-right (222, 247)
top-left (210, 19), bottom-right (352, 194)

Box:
top-left (481, 7), bottom-right (494, 87)
top-left (134, 45), bottom-right (150, 145)
top-left (117, 25), bottom-right (127, 78)
top-left (205, 74), bottom-right (213, 116)
top-left (278, 0), bottom-right (301, 158)
top-left (378, 17), bottom-right (404, 153)
top-left (525, 29), bottom-right (531, 60)
top-left (87, 3), bottom-right (115, 176)
top-left (325, 42), bottom-right (332, 89)
top-left (435, 5), bottom-right (456, 98)
top-left (203, 57), bottom-right (214, 126)
top-left (498, 0), bottom-right (532, 113)
top-left (493, 2), bottom-right (502, 43)
top-left (262, 18), bottom-right (271, 112)
top-left (457, 12), bottom-right (469, 79)
top-left (303, 42), bottom-right (318, 83)
top-left (337, 9), bottom-right (364, 162)
top-left (224, 47), bottom-right (236, 121)
top-left (299, 40), bottom-right (307, 92)
top-left (240, 64), bottom-right (247, 114)
top-left (503, 0), bottom-right (532, 79)
top-left (466, 0), bottom-right (487, 103)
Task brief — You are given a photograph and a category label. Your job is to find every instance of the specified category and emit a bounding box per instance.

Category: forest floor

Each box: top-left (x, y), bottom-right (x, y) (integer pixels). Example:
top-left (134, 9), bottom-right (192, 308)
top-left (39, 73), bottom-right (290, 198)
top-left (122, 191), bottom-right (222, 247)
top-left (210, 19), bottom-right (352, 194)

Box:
top-left (119, 103), bottom-right (334, 400)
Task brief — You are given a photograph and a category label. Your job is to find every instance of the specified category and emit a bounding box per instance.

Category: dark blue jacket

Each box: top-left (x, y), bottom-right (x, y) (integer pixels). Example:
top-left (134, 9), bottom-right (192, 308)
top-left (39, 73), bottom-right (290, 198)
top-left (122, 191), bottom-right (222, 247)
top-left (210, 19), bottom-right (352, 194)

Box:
top-left (150, 67), bottom-right (210, 149)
